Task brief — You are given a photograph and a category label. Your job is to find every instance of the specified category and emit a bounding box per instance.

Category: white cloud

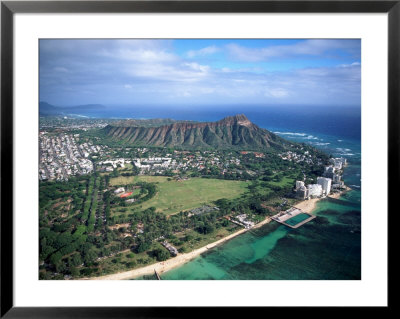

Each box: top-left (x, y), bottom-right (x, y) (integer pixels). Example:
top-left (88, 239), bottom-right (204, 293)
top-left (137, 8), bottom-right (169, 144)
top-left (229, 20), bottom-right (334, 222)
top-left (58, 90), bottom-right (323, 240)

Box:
top-left (101, 48), bottom-right (177, 63)
top-left (40, 39), bottom-right (361, 106)
top-left (182, 62), bottom-right (210, 73)
top-left (226, 40), bottom-right (360, 62)
top-left (338, 62), bottom-right (361, 68)
top-left (126, 61), bottom-right (210, 83)
top-left (264, 88), bottom-right (290, 98)
top-left (186, 46), bottom-right (219, 58)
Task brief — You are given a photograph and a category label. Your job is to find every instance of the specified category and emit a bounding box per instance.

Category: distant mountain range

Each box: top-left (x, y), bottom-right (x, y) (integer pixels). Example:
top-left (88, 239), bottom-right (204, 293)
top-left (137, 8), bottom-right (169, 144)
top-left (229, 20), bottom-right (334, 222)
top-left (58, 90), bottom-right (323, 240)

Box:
top-left (102, 114), bottom-right (292, 150)
top-left (39, 101), bottom-right (106, 116)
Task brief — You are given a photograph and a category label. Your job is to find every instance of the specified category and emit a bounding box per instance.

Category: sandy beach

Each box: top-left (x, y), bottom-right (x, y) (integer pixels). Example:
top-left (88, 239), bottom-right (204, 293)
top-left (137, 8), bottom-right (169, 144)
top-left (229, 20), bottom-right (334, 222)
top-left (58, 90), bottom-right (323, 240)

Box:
top-left (294, 197), bottom-right (321, 213)
top-left (294, 186), bottom-right (350, 212)
top-left (87, 187), bottom-right (351, 280)
top-left (89, 216), bottom-right (271, 280)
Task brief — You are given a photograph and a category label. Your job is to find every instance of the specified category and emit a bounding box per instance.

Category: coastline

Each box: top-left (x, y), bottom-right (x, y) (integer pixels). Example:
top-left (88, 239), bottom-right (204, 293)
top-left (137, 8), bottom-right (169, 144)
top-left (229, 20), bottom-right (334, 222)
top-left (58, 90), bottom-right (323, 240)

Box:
top-left (88, 216), bottom-right (272, 280)
top-left (295, 186), bottom-right (350, 212)
top-left (294, 186), bottom-right (351, 212)
top-left (86, 187), bottom-right (350, 281)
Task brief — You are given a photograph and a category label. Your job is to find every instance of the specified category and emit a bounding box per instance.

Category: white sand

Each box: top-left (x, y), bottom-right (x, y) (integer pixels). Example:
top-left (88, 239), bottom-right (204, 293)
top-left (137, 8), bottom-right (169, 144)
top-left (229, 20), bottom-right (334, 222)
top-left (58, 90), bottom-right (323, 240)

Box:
top-left (86, 216), bottom-right (271, 280)
top-left (87, 186), bottom-right (351, 280)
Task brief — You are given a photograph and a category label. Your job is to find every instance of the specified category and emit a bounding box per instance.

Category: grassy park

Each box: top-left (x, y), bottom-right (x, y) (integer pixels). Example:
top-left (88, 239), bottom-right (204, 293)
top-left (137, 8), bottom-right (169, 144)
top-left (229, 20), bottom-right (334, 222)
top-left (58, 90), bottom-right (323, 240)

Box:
top-left (110, 176), bottom-right (250, 215)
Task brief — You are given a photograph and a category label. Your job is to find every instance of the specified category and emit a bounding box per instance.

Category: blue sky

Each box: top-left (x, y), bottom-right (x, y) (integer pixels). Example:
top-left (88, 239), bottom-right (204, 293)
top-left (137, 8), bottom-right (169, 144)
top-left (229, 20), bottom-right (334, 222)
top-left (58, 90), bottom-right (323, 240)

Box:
top-left (39, 39), bottom-right (361, 107)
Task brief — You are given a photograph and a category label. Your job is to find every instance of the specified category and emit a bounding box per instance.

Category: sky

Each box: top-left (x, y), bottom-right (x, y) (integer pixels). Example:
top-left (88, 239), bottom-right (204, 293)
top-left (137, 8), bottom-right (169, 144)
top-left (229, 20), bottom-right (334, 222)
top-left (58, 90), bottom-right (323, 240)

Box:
top-left (39, 39), bottom-right (361, 107)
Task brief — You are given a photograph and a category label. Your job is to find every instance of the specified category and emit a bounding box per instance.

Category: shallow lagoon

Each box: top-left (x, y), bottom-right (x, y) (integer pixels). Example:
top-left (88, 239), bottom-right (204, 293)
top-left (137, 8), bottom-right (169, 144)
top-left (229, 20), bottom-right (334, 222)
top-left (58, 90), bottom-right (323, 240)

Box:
top-left (136, 117), bottom-right (361, 280)
top-left (159, 190), bottom-right (360, 280)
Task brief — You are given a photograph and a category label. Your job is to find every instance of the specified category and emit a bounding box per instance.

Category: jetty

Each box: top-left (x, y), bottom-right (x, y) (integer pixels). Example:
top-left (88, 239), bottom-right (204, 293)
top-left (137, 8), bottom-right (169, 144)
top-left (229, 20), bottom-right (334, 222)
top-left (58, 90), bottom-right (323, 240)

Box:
top-left (154, 269), bottom-right (161, 280)
top-left (271, 207), bottom-right (316, 229)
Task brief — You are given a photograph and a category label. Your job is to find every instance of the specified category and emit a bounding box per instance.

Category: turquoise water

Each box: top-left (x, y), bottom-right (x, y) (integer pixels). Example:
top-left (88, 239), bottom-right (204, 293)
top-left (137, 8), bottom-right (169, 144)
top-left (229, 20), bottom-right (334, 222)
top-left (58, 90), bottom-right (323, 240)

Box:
top-left (157, 129), bottom-right (361, 280)
top-left (159, 190), bottom-right (361, 280)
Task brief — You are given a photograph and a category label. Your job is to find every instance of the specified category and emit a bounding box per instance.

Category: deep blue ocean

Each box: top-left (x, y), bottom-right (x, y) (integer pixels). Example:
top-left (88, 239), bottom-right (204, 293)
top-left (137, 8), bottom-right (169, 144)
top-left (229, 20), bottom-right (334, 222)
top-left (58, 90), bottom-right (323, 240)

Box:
top-left (84, 104), bottom-right (361, 188)
top-left (78, 104), bottom-right (362, 280)
top-left (81, 104), bottom-right (361, 142)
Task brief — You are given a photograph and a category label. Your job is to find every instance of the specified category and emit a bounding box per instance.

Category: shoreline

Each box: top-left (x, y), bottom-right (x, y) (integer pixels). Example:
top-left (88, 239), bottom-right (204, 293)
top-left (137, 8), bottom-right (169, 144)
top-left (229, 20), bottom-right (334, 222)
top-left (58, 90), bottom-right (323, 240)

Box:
top-left (88, 216), bottom-right (272, 280)
top-left (294, 186), bottom-right (351, 213)
top-left (86, 187), bottom-right (351, 280)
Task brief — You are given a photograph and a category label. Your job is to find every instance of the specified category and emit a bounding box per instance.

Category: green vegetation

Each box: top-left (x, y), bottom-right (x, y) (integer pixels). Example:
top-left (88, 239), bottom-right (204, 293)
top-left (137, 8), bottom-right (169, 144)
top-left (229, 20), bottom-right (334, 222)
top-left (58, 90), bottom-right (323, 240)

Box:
top-left (110, 176), bottom-right (249, 215)
top-left (39, 118), bottom-right (330, 280)
top-left (101, 114), bottom-right (292, 151)
top-left (39, 173), bottom-right (253, 279)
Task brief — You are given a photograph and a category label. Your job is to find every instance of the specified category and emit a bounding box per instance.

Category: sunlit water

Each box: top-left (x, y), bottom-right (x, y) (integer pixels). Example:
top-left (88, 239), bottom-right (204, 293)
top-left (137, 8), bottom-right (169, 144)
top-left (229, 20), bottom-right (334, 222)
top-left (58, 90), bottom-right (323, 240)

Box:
top-left (131, 107), bottom-right (361, 280)
top-left (159, 131), bottom-right (360, 280)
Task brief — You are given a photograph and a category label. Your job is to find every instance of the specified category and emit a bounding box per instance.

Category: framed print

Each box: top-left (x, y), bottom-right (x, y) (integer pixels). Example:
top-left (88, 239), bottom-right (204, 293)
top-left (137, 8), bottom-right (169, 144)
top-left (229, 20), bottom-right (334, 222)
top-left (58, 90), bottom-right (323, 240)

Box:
top-left (1, 0), bottom-right (395, 317)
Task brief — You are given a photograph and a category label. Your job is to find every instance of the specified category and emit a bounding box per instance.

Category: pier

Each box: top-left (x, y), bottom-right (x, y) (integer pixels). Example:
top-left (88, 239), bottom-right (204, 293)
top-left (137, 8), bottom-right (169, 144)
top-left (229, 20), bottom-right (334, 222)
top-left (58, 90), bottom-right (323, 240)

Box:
top-left (271, 207), bottom-right (316, 229)
top-left (154, 269), bottom-right (161, 280)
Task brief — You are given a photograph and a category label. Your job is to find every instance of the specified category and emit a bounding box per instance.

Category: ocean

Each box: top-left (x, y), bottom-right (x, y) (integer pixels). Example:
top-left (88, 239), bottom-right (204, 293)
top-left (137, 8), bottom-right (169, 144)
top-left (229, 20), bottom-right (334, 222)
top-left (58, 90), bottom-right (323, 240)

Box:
top-left (86, 104), bottom-right (361, 280)
top-left (82, 104), bottom-right (360, 140)
top-left (159, 128), bottom-right (361, 280)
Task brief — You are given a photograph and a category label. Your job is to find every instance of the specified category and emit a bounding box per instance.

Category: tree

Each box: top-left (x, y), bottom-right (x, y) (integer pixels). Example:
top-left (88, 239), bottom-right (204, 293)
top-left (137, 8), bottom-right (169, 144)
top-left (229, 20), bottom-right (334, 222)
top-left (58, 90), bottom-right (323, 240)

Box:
top-left (69, 253), bottom-right (82, 267)
top-left (49, 251), bottom-right (62, 268)
top-left (132, 162), bottom-right (140, 176)
top-left (136, 241), bottom-right (151, 253)
top-left (178, 246), bottom-right (188, 253)
top-left (126, 261), bottom-right (136, 268)
top-left (153, 248), bottom-right (170, 261)
top-left (221, 219), bottom-right (229, 227)
top-left (83, 248), bottom-right (97, 265)
top-left (204, 223), bottom-right (215, 234)
top-left (70, 266), bottom-right (80, 277)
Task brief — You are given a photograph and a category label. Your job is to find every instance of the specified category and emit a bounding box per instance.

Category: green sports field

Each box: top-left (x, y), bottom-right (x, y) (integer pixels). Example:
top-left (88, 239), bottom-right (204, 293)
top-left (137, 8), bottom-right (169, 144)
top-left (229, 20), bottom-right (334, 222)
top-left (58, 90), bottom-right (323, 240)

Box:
top-left (110, 176), bottom-right (250, 215)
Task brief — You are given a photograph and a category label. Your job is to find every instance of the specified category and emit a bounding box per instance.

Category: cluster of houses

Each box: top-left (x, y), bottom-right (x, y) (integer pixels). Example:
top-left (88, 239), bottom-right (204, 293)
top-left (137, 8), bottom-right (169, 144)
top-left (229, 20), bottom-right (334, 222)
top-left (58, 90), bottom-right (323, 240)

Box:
top-left (97, 150), bottom-right (243, 176)
top-left (132, 157), bottom-right (173, 172)
top-left (235, 214), bottom-right (255, 229)
top-left (39, 117), bottom-right (110, 131)
top-left (39, 132), bottom-right (106, 181)
top-left (230, 213), bottom-right (255, 229)
top-left (240, 151), bottom-right (265, 158)
top-left (295, 157), bottom-right (347, 199)
top-left (40, 134), bottom-right (261, 182)
top-left (170, 150), bottom-right (241, 175)
top-left (279, 150), bottom-right (322, 165)
top-left (98, 158), bottom-right (132, 172)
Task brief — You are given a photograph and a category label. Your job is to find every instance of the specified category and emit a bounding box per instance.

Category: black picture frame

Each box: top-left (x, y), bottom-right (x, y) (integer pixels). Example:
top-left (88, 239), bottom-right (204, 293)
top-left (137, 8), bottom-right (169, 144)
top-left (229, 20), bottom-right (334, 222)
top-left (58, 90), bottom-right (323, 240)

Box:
top-left (1, 0), bottom-right (395, 317)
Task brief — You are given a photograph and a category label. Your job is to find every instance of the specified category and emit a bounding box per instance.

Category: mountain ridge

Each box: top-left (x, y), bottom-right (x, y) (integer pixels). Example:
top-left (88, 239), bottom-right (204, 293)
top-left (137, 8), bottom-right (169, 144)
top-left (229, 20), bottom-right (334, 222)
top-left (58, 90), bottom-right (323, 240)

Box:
top-left (102, 114), bottom-right (292, 150)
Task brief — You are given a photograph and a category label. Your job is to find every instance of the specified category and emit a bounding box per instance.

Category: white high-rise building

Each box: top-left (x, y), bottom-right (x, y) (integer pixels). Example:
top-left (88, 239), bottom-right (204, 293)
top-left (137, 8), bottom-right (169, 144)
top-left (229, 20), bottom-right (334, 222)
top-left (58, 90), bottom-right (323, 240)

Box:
top-left (333, 173), bottom-right (341, 183)
top-left (323, 166), bottom-right (335, 178)
top-left (337, 157), bottom-right (347, 165)
top-left (296, 186), bottom-right (308, 199)
top-left (307, 184), bottom-right (323, 197)
top-left (317, 177), bottom-right (332, 195)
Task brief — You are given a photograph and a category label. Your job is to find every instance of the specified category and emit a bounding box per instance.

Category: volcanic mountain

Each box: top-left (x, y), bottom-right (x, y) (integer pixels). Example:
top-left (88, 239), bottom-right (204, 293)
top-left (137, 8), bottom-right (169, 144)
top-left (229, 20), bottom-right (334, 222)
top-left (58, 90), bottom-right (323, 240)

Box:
top-left (102, 114), bottom-right (292, 150)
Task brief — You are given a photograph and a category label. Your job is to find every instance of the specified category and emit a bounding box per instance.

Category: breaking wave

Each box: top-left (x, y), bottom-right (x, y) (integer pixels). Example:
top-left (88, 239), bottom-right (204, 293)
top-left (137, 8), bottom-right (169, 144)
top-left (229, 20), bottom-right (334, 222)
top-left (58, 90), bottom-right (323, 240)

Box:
top-left (274, 132), bottom-right (307, 136)
top-left (336, 148), bottom-right (352, 152)
top-left (312, 142), bottom-right (331, 146)
top-left (274, 132), bottom-right (319, 140)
